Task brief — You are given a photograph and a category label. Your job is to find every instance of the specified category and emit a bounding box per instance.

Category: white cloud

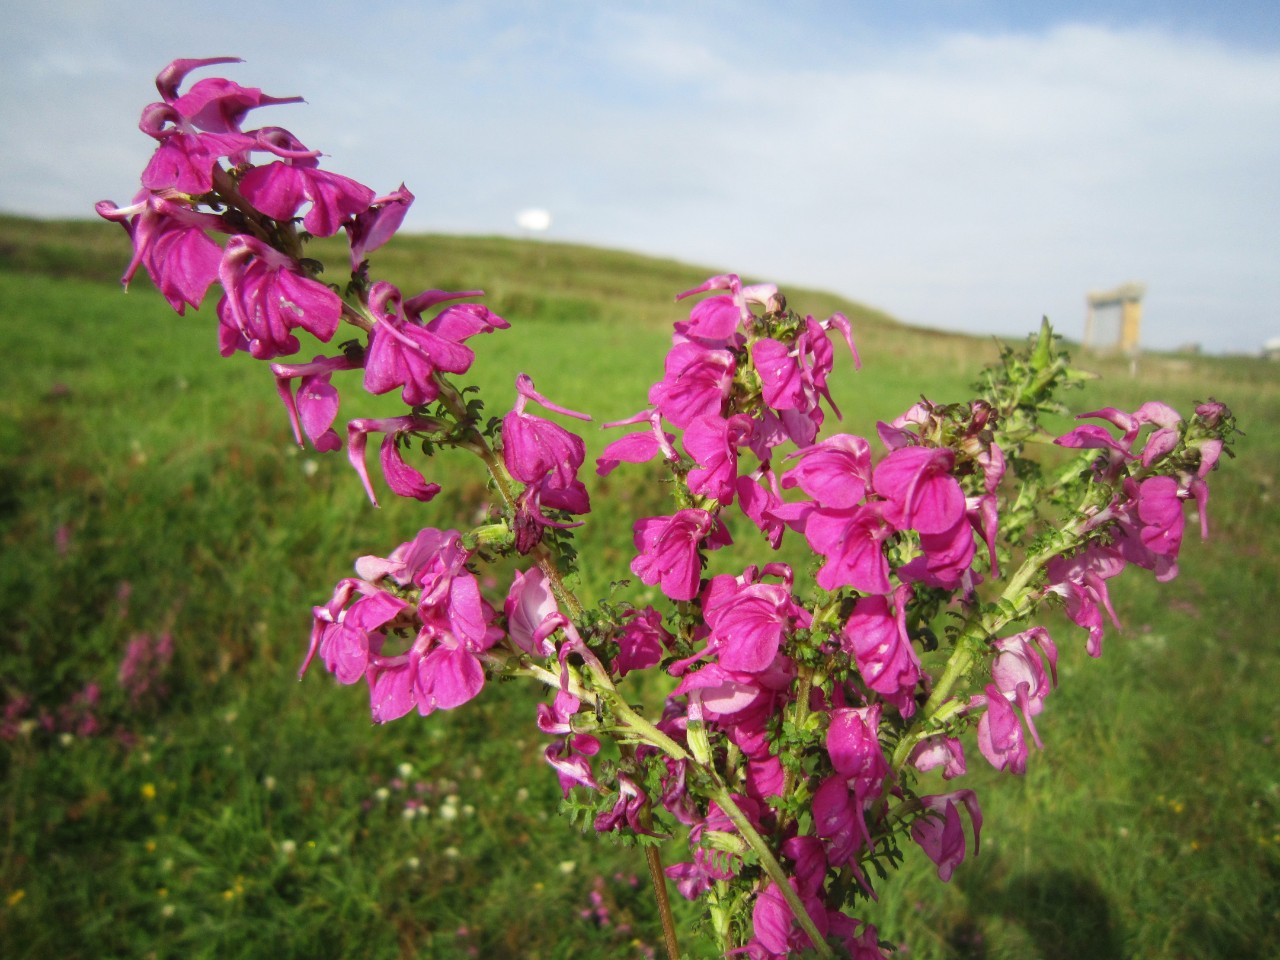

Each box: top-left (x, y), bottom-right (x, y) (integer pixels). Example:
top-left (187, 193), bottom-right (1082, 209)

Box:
top-left (2, 2), bottom-right (1277, 351)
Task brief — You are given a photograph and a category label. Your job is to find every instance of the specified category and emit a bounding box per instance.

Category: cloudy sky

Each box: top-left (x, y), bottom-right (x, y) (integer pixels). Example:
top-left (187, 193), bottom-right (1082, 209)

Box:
top-left (3, 0), bottom-right (1278, 352)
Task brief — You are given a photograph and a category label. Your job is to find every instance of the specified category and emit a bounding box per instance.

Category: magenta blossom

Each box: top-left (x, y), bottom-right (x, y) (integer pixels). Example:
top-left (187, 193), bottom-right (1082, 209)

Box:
top-left (782, 434), bottom-right (873, 510)
top-left (872, 445), bottom-right (965, 535)
top-left (1045, 545), bottom-right (1125, 656)
top-left (271, 353), bottom-right (363, 452)
top-left (502, 374), bottom-right (591, 491)
top-left (596, 415), bottom-right (680, 476)
top-left (631, 509), bottom-right (731, 601)
top-left (410, 571), bottom-right (501, 714)
top-left (1136, 475), bottom-right (1186, 556)
top-left (503, 567), bottom-right (560, 656)
top-left (990, 627), bottom-right (1058, 716)
top-left (156, 57), bottom-right (301, 132)
top-left (675, 273), bottom-right (781, 341)
top-left (648, 341), bottom-right (735, 428)
top-left (354, 527), bottom-right (468, 590)
top-left (347, 416), bottom-right (445, 507)
top-left (974, 681), bottom-right (1041, 774)
top-left (594, 773), bottom-right (659, 836)
top-left (346, 184), bottom-right (415, 269)
top-left (799, 502), bottom-right (895, 595)
top-left (841, 584), bottom-right (921, 716)
top-left (812, 705), bottom-right (891, 879)
top-left (538, 689), bottom-right (602, 796)
top-left (138, 102), bottom-right (257, 194)
top-left (736, 467), bottom-right (788, 549)
top-left (615, 607), bottom-right (673, 676)
top-left (1056, 401), bottom-right (1184, 480)
top-left (239, 159), bottom-right (375, 238)
top-left (911, 790), bottom-right (982, 882)
top-left (217, 234), bottom-right (342, 359)
top-left (704, 574), bottom-right (809, 674)
top-left (751, 879), bottom-right (829, 956)
top-left (301, 578), bottom-right (407, 683)
top-left (362, 282), bottom-right (480, 405)
top-left (684, 413), bottom-right (754, 505)
top-left (909, 735), bottom-right (967, 780)
top-left (502, 374), bottom-right (592, 550)
top-left (95, 193), bottom-right (226, 314)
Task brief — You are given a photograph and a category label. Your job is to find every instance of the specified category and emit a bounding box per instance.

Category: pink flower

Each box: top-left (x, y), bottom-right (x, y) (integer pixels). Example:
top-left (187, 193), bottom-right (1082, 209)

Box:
top-left (156, 57), bottom-right (300, 132)
top-left (800, 502), bottom-right (894, 595)
top-left (751, 880), bottom-right (828, 956)
top-left (674, 273), bottom-right (781, 342)
top-left (683, 413), bottom-right (753, 504)
top-left (271, 353), bottom-right (362, 452)
top-left (362, 282), bottom-right (479, 406)
top-left (503, 567), bottom-right (560, 656)
top-left (665, 847), bottom-right (737, 901)
top-left (217, 234), bottom-right (342, 359)
top-left (95, 193), bottom-right (226, 314)
top-left (647, 341), bottom-right (734, 428)
top-left (630, 509), bottom-right (730, 601)
top-left (1046, 545), bottom-right (1125, 656)
top-left (990, 627), bottom-right (1058, 716)
top-left (597, 430), bottom-right (672, 476)
top-left (346, 184), bottom-right (415, 269)
top-left (538, 690), bottom-right (602, 796)
top-left (346, 416), bottom-right (445, 507)
top-left (138, 102), bottom-right (256, 194)
top-left (911, 790), bottom-right (982, 882)
top-left (502, 374), bottom-right (591, 493)
top-left (502, 374), bottom-right (592, 550)
top-left (782, 434), bottom-right (872, 510)
top-left (812, 775), bottom-right (874, 871)
top-left (1136, 475), bottom-right (1186, 556)
top-left (898, 511), bottom-right (978, 592)
top-left (975, 681), bottom-right (1042, 774)
top-left (872, 445), bottom-right (965, 535)
top-left (239, 159), bottom-right (375, 238)
top-left (302, 579), bottom-right (408, 684)
top-left (705, 576), bottom-right (809, 674)
top-left (752, 337), bottom-right (807, 410)
top-left (615, 607), bottom-right (672, 676)
top-left (1056, 402), bottom-right (1184, 480)
top-left (412, 626), bottom-right (494, 713)
top-left (827, 705), bottom-right (890, 788)
top-left (735, 468), bottom-right (787, 549)
top-left (876, 402), bottom-right (933, 451)
top-left (354, 527), bottom-right (468, 589)
top-left (841, 585), bottom-right (921, 716)
top-left (909, 735), bottom-right (967, 779)
top-left (343, 538), bottom-right (501, 721)
top-left (594, 773), bottom-right (657, 835)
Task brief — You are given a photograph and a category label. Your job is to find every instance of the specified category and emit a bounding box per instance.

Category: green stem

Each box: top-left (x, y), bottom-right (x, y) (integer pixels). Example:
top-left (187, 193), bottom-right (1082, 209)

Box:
top-left (892, 512), bottom-right (1093, 770)
top-left (708, 784), bottom-right (835, 958)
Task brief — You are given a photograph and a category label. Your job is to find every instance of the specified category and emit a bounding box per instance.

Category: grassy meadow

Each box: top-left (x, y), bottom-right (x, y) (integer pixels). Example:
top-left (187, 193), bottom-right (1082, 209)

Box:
top-left (0, 214), bottom-right (1277, 959)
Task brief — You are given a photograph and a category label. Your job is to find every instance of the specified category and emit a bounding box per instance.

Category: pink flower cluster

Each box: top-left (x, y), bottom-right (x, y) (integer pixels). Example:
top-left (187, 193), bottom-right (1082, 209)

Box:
top-left (102, 59), bottom-right (1236, 960)
top-left (96, 58), bottom-right (567, 525)
top-left (1048, 401), bottom-right (1228, 655)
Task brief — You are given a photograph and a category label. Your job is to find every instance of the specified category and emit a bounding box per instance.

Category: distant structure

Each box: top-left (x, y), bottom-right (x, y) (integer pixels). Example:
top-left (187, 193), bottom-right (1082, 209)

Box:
top-left (1084, 282), bottom-right (1145, 354)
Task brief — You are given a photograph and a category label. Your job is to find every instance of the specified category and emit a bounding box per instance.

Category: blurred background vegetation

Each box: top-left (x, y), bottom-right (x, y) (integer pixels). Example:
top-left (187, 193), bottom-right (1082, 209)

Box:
top-left (0, 214), bottom-right (1276, 959)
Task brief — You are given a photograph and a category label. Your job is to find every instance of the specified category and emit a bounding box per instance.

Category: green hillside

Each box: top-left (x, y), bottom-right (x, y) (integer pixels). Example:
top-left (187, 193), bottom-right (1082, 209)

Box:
top-left (1, 215), bottom-right (1276, 960)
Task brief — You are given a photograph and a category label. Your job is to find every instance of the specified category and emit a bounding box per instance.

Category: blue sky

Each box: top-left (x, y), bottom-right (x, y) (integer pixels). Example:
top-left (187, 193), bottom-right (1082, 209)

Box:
top-left (3, 0), bottom-right (1278, 352)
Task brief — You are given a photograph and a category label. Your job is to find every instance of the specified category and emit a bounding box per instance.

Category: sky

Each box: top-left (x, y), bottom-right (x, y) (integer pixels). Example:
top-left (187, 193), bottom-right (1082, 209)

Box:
top-left (3, 0), bottom-right (1278, 353)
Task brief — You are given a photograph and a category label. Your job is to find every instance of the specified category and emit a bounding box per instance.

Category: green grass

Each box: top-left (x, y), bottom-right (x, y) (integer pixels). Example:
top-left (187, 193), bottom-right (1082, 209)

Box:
top-left (1, 215), bottom-right (1277, 959)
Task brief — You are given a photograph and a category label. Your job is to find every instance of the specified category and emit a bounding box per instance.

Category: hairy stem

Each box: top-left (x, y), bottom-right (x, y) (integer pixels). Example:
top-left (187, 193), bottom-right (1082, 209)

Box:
top-left (708, 784), bottom-right (835, 958)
